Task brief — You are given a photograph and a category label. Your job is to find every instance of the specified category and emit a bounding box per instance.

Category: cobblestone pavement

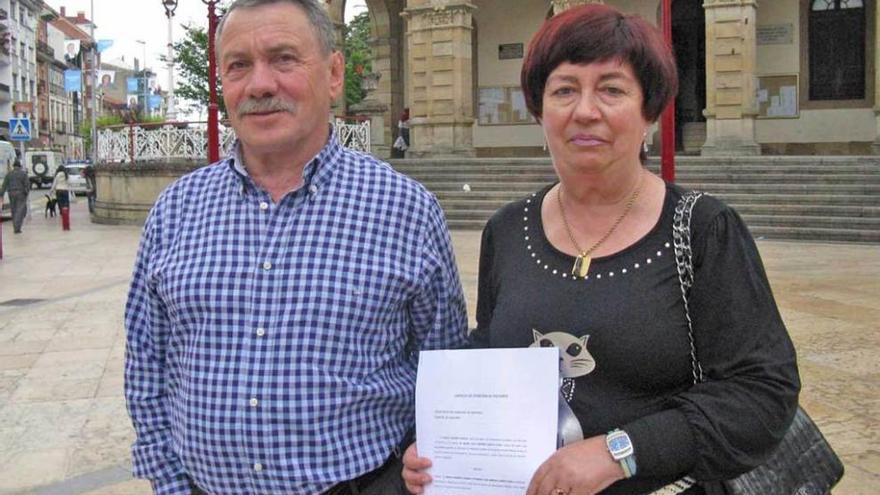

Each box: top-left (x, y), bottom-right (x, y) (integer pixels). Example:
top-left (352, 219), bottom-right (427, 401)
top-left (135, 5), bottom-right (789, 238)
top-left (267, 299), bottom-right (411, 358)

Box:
top-left (0, 198), bottom-right (877, 494)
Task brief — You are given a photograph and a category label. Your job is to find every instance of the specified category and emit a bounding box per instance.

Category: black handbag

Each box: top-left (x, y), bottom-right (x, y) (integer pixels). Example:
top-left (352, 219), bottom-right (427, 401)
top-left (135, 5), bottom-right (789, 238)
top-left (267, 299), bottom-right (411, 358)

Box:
top-left (672, 191), bottom-right (844, 495)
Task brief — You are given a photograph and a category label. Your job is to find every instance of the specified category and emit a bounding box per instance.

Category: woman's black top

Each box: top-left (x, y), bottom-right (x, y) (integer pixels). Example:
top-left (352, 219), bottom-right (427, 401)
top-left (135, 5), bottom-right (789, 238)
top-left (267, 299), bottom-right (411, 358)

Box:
top-left (470, 182), bottom-right (800, 494)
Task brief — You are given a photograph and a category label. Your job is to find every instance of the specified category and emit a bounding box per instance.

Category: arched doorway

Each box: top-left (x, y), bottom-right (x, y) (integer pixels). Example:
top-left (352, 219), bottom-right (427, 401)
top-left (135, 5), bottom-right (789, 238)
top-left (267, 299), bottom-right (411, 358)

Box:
top-left (326, 0), bottom-right (406, 158)
top-left (672, 0), bottom-right (706, 153)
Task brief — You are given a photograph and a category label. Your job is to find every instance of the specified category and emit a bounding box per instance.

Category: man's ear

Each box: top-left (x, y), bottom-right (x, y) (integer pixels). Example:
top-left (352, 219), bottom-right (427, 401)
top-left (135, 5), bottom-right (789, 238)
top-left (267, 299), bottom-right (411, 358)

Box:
top-left (328, 50), bottom-right (345, 101)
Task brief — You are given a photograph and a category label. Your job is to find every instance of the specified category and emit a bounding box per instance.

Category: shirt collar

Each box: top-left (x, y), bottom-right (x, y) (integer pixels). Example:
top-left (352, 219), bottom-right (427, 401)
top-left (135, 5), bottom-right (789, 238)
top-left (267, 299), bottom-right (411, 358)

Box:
top-left (225, 125), bottom-right (344, 195)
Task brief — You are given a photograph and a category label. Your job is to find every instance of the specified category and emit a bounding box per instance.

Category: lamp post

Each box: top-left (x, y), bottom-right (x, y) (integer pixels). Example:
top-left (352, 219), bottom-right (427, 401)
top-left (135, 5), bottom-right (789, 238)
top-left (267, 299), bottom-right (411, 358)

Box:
top-left (136, 40), bottom-right (147, 117)
top-left (202, 0), bottom-right (220, 163)
top-left (162, 0), bottom-right (179, 121)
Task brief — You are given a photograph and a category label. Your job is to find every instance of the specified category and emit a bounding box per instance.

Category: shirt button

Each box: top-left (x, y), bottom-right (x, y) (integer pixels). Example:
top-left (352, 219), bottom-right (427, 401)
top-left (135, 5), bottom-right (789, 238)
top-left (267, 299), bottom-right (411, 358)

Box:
top-left (253, 463), bottom-right (263, 472)
top-left (256, 327), bottom-right (266, 337)
top-left (259, 202), bottom-right (269, 210)
top-left (308, 185), bottom-right (318, 195)
top-left (249, 398), bottom-right (259, 407)
top-left (262, 262), bottom-right (272, 270)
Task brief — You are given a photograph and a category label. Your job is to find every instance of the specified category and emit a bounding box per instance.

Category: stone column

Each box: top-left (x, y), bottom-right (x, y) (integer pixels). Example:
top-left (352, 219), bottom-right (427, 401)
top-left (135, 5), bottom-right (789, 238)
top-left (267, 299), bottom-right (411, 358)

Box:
top-left (401, 2), bottom-right (477, 157)
top-left (551, 0), bottom-right (603, 16)
top-left (701, 0), bottom-right (761, 156)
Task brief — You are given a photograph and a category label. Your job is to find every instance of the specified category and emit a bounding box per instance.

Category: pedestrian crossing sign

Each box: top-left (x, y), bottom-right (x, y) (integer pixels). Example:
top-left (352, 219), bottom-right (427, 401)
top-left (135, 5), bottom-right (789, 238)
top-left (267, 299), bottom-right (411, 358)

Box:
top-left (9, 117), bottom-right (31, 141)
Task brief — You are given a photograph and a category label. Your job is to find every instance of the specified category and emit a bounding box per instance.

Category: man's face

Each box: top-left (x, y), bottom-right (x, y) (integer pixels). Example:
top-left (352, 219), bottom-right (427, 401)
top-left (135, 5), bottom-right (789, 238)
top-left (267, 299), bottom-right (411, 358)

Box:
top-left (219, 3), bottom-right (344, 157)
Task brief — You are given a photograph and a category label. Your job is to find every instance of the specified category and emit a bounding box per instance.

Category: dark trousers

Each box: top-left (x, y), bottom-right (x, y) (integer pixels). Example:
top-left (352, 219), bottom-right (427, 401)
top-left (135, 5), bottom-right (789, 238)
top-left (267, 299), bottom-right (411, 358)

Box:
top-left (9, 192), bottom-right (27, 233)
top-left (189, 456), bottom-right (408, 495)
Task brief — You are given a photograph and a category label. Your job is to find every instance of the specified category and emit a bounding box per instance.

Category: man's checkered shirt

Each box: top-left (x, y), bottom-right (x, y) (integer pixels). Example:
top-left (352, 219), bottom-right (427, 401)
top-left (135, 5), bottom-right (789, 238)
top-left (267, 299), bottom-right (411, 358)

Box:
top-left (124, 133), bottom-right (469, 495)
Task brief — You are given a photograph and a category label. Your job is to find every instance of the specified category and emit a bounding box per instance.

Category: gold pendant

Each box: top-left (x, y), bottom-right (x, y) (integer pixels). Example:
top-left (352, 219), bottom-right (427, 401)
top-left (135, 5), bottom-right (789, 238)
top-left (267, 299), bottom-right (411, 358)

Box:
top-left (572, 255), bottom-right (591, 278)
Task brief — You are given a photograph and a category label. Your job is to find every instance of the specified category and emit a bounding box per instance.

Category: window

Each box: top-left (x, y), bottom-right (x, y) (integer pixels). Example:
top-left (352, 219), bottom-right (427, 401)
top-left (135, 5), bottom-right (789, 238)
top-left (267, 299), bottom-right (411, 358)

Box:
top-left (809, 0), bottom-right (866, 100)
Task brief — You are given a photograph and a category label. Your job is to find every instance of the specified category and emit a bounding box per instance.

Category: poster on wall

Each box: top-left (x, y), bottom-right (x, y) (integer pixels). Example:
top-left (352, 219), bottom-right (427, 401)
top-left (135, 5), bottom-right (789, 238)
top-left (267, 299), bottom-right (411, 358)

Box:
top-left (479, 87), bottom-right (534, 125)
top-left (98, 70), bottom-right (116, 88)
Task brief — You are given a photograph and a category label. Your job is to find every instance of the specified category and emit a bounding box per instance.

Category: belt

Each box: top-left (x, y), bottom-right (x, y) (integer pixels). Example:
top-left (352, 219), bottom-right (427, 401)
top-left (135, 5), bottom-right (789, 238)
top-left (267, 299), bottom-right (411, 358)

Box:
top-left (188, 456), bottom-right (396, 495)
top-left (321, 455), bottom-right (396, 495)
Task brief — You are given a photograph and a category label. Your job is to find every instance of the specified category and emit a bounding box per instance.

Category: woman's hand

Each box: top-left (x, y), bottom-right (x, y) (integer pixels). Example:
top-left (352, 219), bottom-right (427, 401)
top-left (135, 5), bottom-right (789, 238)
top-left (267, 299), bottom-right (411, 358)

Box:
top-left (401, 443), bottom-right (433, 494)
top-left (526, 435), bottom-right (625, 495)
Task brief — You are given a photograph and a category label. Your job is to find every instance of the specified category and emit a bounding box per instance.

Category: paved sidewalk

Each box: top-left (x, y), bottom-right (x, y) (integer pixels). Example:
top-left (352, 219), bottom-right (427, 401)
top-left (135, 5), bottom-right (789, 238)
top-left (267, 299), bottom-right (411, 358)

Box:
top-left (0, 198), bottom-right (878, 494)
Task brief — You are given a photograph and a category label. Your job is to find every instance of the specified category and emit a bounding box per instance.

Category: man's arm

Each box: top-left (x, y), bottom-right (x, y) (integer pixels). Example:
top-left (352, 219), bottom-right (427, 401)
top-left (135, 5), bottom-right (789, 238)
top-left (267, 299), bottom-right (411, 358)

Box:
top-left (408, 197), bottom-right (469, 351)
top-left (124, 212), bottom-right (190, 495)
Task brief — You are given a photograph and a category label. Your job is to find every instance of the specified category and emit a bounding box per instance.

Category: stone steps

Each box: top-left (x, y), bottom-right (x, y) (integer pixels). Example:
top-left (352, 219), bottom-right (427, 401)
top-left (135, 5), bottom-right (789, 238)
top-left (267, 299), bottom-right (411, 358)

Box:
top-left (389, 156), bottom-right (880, 243)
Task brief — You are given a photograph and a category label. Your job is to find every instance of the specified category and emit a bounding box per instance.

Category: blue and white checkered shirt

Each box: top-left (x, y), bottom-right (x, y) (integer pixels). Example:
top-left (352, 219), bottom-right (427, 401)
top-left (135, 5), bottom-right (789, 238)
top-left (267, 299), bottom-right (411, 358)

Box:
top-left (124, 132), bottom-right (469, 495)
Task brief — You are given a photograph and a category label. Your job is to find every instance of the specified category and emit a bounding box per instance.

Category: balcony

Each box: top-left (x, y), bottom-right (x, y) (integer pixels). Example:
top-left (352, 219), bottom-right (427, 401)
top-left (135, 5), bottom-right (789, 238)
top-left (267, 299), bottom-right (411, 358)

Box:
top-left (36, 39), bottom-right (53, 61)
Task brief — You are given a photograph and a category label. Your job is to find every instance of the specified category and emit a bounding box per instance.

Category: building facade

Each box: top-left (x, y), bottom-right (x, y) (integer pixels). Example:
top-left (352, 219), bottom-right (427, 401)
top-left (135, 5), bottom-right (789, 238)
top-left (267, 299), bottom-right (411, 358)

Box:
top-left (327, 0), bottom-right (880, 157)
top-left (0, 0), bottom-right (39, 143)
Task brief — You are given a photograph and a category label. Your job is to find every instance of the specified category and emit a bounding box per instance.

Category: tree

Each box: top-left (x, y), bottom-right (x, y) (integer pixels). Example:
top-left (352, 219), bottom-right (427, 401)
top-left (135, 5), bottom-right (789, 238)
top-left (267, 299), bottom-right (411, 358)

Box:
top-left (344, 11), bottom-right (373, 108)
top-left (167, 21), bottom-right (227, 117)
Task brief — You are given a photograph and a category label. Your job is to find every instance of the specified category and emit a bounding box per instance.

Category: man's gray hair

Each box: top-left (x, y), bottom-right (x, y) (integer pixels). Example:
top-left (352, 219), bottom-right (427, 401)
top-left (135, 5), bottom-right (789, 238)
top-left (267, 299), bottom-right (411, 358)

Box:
top-left (216, 0), bottom-right (338, 57)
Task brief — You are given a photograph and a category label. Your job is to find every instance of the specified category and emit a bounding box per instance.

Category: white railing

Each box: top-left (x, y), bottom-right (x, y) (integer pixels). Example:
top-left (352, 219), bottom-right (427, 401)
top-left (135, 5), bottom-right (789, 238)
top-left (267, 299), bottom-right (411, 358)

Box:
top-left (97, 119), bottom-right (370, 163)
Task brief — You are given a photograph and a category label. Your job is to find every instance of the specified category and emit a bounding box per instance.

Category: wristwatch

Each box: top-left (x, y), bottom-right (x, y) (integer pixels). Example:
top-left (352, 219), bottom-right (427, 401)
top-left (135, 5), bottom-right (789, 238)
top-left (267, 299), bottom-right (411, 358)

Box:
top-left (606, 429), bottom-right (637, 478)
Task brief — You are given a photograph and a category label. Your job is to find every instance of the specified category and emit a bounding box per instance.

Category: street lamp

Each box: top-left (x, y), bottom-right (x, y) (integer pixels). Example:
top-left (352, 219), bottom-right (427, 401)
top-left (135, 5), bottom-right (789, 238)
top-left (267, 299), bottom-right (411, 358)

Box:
top-left (202, 0), bottom-right (221, 163)
top-left (136, 39), bottom-right (147, 117)
top-left (162, 0), bottom-right (179, 121)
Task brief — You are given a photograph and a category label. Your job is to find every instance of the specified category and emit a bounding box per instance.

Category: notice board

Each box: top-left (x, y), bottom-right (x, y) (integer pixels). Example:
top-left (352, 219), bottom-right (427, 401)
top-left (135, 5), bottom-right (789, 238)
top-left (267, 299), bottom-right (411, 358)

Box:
top-left (756, 75), bottom-right (799, 118)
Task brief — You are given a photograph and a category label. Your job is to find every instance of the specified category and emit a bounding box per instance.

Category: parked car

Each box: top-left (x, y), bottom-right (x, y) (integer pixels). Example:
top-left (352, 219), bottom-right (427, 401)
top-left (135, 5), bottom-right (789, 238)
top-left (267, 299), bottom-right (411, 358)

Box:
top-left (25, 149), bottom-right (65, 188)
top-left (64, 161), bottom-right (91, 194)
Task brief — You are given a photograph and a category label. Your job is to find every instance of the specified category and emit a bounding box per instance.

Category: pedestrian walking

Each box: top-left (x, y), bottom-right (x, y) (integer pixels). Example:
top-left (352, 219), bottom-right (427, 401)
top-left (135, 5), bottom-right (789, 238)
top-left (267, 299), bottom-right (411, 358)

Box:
top-left (83, 165), bottom-right (97, 214)
top-left (0, 160), bottom-right (30, 234)
top-left (49, 165), bottom-right (71, 231)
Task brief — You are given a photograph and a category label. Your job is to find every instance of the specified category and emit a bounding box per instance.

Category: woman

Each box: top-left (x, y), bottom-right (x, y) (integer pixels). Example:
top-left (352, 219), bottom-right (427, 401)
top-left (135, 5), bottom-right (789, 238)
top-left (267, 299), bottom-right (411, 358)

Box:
top-left (403, 5), bottom-right (799, 495)
top-left (50, 165), bottom-right (71, 230)
top-left (83, 165), bottom-right (97, 214)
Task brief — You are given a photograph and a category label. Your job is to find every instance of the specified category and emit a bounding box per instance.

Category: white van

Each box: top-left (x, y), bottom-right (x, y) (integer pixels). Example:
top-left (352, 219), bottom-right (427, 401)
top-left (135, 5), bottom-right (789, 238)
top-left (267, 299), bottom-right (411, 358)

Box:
top-left (0, 140), bottom-right (16, 219)
top-left (24, 149), bottom-right (65, 188)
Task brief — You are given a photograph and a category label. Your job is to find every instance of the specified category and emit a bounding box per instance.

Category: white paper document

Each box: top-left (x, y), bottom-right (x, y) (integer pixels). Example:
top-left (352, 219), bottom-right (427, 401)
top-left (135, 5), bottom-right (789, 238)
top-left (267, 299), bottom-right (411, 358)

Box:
top-left (416, 348), bottom-right (559, 495)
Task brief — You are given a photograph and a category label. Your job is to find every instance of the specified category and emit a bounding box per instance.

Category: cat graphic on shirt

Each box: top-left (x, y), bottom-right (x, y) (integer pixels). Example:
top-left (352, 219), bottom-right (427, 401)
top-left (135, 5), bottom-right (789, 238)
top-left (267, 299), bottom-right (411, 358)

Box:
top-left (530, 329), bottom-right (596, 378)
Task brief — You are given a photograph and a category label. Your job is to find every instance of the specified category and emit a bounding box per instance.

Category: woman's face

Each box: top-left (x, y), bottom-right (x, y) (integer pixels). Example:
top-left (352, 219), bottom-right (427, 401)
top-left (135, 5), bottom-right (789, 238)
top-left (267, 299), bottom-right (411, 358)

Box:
top-left (540, 59), bottom-right (650, 176)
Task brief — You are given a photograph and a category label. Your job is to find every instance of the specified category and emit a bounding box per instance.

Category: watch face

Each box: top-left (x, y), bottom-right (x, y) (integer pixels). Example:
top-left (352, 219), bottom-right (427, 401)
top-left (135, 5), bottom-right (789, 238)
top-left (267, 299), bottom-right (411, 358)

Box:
top-left (609, 435), bottom-right (631, 452)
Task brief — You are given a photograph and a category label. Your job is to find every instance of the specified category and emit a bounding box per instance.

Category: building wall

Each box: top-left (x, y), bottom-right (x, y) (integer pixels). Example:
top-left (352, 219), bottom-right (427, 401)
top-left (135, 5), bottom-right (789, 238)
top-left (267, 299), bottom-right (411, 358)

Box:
top-left (472, 0), bottom-right (546, 151)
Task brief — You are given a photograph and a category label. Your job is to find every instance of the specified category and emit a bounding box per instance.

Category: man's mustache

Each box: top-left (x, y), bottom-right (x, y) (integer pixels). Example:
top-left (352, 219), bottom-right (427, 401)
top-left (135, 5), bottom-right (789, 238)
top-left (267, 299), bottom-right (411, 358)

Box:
top-left (237, 97), bottom-right (296, 117)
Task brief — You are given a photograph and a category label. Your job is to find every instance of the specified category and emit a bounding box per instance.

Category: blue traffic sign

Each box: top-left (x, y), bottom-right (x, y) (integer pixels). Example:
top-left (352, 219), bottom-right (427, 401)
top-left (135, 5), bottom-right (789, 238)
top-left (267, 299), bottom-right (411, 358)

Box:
top-left (9, 117), bottom-right (31, 141)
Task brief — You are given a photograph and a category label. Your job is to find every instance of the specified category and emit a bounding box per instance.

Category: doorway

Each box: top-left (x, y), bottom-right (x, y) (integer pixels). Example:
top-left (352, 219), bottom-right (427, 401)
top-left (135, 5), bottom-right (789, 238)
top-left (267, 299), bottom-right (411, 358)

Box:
top-left (672, 0), bottom-right (707, 153)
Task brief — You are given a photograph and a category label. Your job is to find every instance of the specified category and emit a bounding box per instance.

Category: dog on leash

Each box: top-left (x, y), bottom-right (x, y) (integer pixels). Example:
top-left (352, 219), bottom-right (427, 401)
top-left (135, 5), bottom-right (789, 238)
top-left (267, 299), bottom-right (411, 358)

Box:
top-left (45, 194), bottom-right (57, 218)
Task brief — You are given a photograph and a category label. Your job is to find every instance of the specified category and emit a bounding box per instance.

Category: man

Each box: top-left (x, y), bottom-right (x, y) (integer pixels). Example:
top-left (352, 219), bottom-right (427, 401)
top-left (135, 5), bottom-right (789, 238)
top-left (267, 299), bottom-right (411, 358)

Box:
top-left (0, 160), bottom-right (30, 234)
top-left (123, 1), bottom-right (468, 495)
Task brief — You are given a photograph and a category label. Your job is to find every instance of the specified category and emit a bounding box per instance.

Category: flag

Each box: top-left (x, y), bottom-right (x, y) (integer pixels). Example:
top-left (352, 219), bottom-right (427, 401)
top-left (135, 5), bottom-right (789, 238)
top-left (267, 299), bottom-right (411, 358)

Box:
top-left (97, 39), bottom-right (113, 53)
top-left (64, 70), bottom-right (82, 92)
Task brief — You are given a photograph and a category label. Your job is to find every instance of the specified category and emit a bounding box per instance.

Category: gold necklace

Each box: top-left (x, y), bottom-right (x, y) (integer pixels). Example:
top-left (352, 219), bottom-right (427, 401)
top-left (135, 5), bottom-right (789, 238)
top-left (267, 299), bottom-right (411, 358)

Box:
top-left (556, 172), bottom-right (644, 278)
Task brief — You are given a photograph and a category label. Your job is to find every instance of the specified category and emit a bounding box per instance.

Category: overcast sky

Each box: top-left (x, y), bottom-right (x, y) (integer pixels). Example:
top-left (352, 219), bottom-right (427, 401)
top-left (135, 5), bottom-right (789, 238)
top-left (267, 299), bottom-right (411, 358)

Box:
top-left (44, 0), bottom-right (367, 114)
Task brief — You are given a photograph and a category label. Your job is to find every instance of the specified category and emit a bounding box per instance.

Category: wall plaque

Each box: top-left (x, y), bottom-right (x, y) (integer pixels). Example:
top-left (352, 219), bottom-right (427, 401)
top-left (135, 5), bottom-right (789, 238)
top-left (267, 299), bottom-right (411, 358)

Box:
top-left (498, 43), bottom-right (524, 60)
top-left (757, 24), bottom-right (793, 45)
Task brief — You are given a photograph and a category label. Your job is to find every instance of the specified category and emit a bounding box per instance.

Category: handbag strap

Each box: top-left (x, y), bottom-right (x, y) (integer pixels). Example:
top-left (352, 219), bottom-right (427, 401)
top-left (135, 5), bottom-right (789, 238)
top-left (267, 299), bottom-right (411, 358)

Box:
top-left (672, 191), bottom-right (705, 385)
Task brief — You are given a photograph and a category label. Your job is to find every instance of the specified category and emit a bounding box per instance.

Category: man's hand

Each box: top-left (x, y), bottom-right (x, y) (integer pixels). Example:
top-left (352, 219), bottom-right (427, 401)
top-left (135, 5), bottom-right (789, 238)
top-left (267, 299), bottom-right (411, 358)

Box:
top-left (401, 443), bottom-right (433, 494)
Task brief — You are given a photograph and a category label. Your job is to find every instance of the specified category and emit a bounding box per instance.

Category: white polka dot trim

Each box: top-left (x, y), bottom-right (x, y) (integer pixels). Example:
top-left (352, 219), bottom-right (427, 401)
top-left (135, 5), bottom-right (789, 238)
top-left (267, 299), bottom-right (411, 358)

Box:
top-left (520, 195), bottom-right (670, 282)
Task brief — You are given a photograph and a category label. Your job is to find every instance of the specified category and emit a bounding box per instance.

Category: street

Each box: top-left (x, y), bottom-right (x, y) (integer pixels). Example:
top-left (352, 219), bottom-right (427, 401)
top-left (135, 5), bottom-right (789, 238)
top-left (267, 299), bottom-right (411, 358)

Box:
top-left (0, 199), bottom-right (878, 494)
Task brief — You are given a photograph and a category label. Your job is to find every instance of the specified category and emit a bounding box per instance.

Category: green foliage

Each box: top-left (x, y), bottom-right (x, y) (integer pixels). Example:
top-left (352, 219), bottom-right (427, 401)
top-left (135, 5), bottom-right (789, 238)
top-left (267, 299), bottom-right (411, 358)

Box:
top-left (167, 22), bottom-right (227, 117)
top-left (79, 115), bottom-right (124, 152)
top-left (344, 12), bottom-right (373, 108)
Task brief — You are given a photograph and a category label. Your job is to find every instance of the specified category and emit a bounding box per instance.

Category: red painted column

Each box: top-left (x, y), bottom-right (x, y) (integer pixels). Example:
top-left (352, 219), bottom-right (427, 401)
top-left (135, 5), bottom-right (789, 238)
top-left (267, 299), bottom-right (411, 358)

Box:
top-left (660, 0), bottom-right (676, 182)
top-left (204, 1), bottom-right (220, 163)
